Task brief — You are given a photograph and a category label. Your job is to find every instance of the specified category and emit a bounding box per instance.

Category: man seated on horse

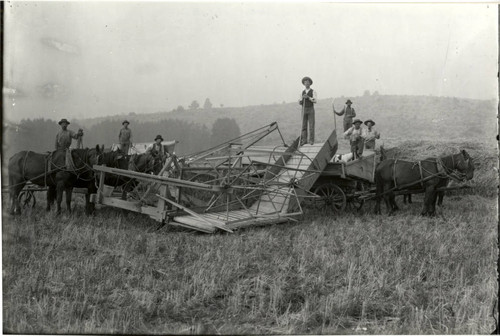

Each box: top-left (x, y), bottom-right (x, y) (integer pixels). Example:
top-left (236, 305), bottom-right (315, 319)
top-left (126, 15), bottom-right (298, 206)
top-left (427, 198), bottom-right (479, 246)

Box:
top-left (344, 119), bottom-right (364, 160)
top-left (55, 118), bottom-right (84, 169)
top-left (55, 119), bottom-right (83, 151)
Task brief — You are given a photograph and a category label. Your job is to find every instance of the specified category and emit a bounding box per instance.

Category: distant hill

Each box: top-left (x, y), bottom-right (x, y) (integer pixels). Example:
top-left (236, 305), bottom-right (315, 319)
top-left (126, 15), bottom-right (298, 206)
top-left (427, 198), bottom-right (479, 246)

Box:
top-left (73, 94), bottom-right (498, 145)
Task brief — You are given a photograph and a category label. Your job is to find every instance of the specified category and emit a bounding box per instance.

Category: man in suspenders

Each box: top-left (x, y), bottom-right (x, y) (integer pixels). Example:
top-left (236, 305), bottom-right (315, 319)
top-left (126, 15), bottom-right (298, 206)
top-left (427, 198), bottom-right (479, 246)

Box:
top-left (298, 76), bottom-right (317, 146)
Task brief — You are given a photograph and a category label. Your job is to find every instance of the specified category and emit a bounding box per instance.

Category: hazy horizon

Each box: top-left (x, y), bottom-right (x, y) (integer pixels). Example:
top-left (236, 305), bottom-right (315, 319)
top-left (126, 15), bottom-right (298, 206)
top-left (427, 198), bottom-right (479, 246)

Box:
top-left (3, 2), bottom-right (498, 123)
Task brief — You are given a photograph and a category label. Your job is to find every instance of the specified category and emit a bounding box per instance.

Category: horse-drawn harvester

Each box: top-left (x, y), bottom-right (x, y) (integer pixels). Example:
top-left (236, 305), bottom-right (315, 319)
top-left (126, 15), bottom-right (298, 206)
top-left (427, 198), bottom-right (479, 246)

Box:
top-left (6, 121), bottom-right (474, 229)
top-left (90, 122), bottom-right (474, 233)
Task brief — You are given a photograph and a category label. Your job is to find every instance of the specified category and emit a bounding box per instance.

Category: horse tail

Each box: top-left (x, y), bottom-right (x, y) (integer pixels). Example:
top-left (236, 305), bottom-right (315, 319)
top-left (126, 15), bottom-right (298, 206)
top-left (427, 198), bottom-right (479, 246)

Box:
top-left (379, 145), bottom-right (387, 162)
top-left (8, 151), bottom-right (29, 212)
top-left (374, 162), bottom-right (384, 214)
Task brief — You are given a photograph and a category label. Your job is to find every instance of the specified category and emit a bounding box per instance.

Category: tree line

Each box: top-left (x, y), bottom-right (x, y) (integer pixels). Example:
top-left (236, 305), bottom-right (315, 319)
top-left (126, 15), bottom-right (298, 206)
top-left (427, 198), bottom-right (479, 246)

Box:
top-left (3, 117), bottom-right (241, 159)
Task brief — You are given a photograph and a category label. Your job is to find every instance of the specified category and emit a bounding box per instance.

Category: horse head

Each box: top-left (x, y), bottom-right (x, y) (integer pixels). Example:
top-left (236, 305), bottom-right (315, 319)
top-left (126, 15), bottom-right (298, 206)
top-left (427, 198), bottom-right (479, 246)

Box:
top-left (446, 149), bottom-right (475, 181)
top-left (96, 146), bottom-right (128, 169)
top-left (460, 149), bottom-right (475, 180)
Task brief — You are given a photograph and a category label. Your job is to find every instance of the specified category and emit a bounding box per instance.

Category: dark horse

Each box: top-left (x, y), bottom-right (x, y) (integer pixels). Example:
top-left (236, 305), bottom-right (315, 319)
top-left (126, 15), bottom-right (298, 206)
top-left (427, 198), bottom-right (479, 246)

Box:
top-left (128, 152), bottom-right (161, 175)
top-left (374, 149), bottom-right (474, 216)
top-left (8, 146), bottom-right (101, 215)
top-left (8, 146), bottom-right (127, 215)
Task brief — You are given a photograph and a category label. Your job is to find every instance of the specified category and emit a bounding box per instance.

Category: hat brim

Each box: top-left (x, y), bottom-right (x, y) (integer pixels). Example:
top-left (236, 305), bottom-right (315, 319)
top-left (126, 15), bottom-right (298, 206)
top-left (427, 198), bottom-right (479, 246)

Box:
top-left (364, 120), bottom-right (375, 126)
top-left (353, 121), bottom-right (362, 124)
top-left (58, 121), bottom-right (70, 125)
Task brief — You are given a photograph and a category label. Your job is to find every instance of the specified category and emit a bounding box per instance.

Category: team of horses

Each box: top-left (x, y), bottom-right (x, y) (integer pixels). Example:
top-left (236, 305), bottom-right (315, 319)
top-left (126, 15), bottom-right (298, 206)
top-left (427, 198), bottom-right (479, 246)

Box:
top-left (374, 149), bottom-right (475, 216)
top-left (8, 146), bottom-right (163, 215)
top-left (7, 143), bottom-right (476, 217)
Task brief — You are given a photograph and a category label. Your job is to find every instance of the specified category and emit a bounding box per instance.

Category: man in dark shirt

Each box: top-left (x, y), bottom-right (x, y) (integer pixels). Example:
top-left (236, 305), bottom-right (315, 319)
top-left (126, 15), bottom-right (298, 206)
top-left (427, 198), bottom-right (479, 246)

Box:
top-left (333, 99), bottom-right (356, 132)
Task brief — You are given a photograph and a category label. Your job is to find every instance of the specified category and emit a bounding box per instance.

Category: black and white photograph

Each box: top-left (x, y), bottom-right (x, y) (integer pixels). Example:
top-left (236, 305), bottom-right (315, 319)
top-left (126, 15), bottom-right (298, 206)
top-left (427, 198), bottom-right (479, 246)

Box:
top-left (2, 1), bottom-right (498, 334)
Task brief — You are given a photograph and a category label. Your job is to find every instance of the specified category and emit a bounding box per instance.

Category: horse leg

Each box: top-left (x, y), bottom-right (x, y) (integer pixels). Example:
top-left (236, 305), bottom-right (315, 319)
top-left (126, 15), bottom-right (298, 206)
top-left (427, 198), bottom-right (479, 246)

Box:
top-left (84, 193), bottom-right (95, 216)
top-left (65, 187), bottom-right (73, 213)
top-left (9, 183), bottom-right (25, 215)
top-left (421, 186), bottom-right (435, 216)
top-left (437, 191), bottom-right (444, 206)
top-left (390, 192), bottom-right (399, 212)
top-left (374, 174), bottom-right (383, 215)
top-left (46, 186), bottom-right (56, 211)
top-left (429, 190), bottom-right (439, 216)
top-left (55, 182), bottom-right (65, 215)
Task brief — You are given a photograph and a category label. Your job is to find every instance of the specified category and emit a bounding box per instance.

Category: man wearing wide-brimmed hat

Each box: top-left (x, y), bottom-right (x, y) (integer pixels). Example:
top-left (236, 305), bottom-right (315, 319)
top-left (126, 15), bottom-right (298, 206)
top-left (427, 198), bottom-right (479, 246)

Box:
top-left (362, 119), bottom-right (380, 150)
top-left (344, 119), bottom-right (364, 159)
top-left (333, 99), bottom-right (356, 132)
top-left (55, 118), bottom-right (83, 150)
top-left (298, 76), bottom-right (317, 145)
top-left (146, 134), bottom-right (167, 160)
top-left (118, 120), bottom-right (133, 155)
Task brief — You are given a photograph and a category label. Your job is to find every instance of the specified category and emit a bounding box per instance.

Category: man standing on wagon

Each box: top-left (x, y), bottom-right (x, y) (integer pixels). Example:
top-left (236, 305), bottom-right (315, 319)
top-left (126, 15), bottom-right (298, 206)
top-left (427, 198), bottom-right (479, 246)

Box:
top-left (344, 119), bottom-right (364, 160)
top-left (298, 76), bottom-right (317, 146)
top-left (118, 120), bottom-right (132, 155)
top-left (362, 119), bottom-right (380, 150)
top-left (333, 99), bottom-right (356, 132)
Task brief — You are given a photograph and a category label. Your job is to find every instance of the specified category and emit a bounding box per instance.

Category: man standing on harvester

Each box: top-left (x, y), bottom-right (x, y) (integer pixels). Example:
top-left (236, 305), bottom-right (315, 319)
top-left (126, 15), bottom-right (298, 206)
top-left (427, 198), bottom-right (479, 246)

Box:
top-left (299, 76), bottom-right (317, 146)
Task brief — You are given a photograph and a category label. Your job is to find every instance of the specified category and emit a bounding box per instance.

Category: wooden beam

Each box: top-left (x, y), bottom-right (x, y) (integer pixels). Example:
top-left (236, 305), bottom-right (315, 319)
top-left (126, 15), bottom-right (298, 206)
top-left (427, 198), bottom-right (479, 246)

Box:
top-left (93, 165), bottom-right (222, 191)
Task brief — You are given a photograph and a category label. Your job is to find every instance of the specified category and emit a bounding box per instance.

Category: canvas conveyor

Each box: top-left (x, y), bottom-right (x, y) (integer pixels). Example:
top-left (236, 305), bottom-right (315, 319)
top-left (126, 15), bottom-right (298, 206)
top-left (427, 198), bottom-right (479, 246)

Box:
top-left (171, 129), bottom-right (339, 231)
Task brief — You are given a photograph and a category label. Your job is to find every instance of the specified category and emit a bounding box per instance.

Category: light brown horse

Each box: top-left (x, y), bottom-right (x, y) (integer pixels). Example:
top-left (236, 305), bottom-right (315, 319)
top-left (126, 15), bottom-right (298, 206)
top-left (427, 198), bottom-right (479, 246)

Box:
top-left (8, 146), bottom-right (102, 215)
top-left (374, 149), bottom-right (474, 216)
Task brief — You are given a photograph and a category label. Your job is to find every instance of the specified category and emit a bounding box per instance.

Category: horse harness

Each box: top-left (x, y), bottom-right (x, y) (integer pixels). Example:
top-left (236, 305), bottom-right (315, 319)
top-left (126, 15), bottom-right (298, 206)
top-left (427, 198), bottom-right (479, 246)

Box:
top-left (391, 154), bottom-right (465, 190)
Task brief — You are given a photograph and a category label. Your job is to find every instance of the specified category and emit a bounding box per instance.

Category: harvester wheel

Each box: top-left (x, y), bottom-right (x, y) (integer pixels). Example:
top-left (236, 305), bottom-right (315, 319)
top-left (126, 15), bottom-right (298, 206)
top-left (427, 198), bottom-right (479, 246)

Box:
top-left (313, 183), bottom-right (346, 212)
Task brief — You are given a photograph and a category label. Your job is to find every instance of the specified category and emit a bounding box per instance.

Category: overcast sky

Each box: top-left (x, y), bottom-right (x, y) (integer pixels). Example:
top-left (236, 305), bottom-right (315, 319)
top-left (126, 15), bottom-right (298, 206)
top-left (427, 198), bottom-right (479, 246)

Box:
top-left (3, 2), bottom-right (498, 122)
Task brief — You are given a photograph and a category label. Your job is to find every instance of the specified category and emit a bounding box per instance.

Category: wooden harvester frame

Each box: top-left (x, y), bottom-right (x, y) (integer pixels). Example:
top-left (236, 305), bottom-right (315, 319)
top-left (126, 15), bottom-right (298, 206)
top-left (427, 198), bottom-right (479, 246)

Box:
top-left (92, 122), bottom-right (340, 232)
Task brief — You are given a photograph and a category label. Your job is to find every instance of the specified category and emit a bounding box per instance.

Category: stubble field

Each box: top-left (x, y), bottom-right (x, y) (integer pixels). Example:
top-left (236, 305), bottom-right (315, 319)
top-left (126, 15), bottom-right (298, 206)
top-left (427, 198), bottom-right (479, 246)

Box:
top-left (2, 139), bottom-right (498, 334)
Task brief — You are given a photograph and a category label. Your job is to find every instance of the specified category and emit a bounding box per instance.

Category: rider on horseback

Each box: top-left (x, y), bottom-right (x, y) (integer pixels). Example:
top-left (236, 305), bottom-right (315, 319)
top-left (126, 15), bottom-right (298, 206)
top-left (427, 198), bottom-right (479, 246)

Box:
top-left (55, 119), bottom-right (83, 150)
top-left (55, 118), bottom-right (84, 170)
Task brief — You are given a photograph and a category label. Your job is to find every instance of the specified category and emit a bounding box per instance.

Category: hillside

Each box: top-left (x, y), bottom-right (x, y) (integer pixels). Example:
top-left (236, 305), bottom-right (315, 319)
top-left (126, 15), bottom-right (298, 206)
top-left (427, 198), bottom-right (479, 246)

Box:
top-left (74, 94), bottom-right (498, 145)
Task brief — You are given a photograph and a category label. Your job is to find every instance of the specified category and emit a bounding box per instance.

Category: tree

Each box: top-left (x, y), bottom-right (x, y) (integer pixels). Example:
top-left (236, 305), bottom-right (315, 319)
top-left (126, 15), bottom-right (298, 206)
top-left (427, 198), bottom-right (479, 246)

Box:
top-left (363, 90), bottom-right (371, 96)
top-left (176, 105), bottom-right (184, 112)
top-left (373, 91), bottom-right (380, 96)
top-left (203, 98), bottom-right (213, 109)
top-left (210, 118), bottom-right (241, 146)
top-left (189, 100), bottom-right (200, 109)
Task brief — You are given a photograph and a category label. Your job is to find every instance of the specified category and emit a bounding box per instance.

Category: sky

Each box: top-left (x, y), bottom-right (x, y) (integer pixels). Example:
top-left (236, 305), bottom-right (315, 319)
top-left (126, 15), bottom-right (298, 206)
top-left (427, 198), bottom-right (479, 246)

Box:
top-left (3, 1), bottom-right (498, 122)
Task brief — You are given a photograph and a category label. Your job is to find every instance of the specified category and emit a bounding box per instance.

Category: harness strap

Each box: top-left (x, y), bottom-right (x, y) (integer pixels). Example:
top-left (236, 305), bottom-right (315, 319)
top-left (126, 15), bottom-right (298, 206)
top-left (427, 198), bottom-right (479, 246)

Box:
top-left (22, 151), bottom-right (30, 182)
top-left (418, 161), bottom-right (424, 188)
top-left (393, 159), bottom-right (398, 189)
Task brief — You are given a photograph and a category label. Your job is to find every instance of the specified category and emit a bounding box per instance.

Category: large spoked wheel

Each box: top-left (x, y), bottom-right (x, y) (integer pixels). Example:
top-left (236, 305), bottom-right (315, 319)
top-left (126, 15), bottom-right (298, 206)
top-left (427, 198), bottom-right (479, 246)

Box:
top-left (18, 190), bottom-right (36, 209)
top-left (181, 173), bottom-right (220, 208)
top-left (346, 195), bottom-right (364, 211)
top-left (313, 183), bottom-right (346, 212)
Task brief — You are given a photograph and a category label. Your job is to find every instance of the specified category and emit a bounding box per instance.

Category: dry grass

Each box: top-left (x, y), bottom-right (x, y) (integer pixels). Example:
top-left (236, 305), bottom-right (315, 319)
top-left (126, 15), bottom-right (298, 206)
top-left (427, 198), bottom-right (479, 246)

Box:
top-left (2, 139), bottom-right (498, 334)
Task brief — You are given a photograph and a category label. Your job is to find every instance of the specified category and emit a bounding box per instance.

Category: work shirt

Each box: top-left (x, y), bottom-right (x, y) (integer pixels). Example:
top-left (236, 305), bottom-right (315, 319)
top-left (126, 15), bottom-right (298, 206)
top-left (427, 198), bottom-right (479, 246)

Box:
top-left (146, 143), bottom-right (166, 157)
top-left (362, 128), bottom-right (380, 143)
top-left (344, 126), bottom-right (363, 142)
top-left (119, 127), bottom-right (132, 144)
top-left (335, 105), bottom-right (356, 120)
top-left (298, 89), bottom-right (317, 106)
top-left (55, 129), bottom-right (79, 150)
